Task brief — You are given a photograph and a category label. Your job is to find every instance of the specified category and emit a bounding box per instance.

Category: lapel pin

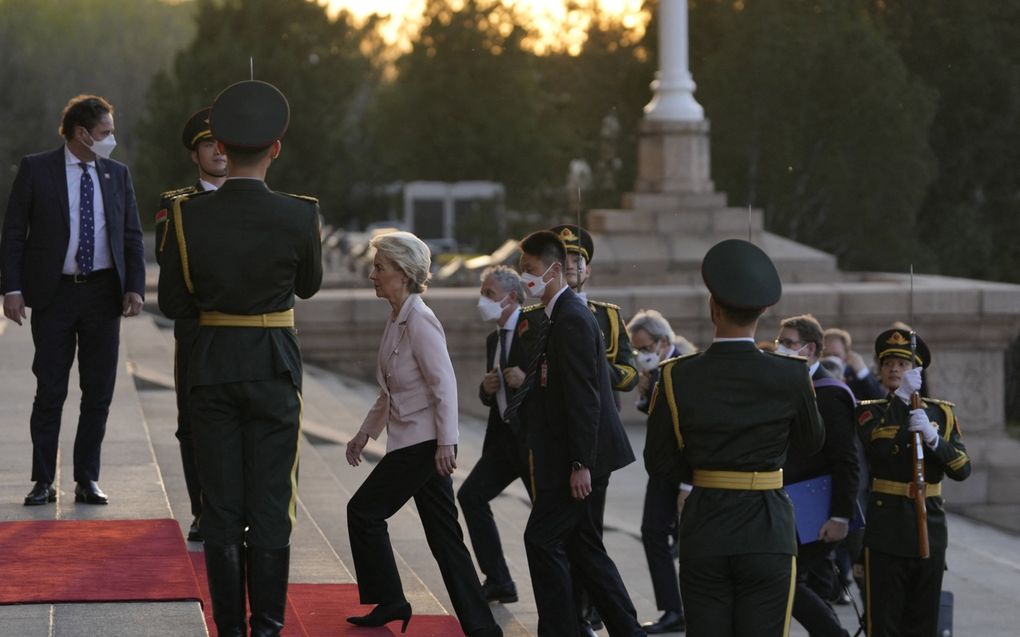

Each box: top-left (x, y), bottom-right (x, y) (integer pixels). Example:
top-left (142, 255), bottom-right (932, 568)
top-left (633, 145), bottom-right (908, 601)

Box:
top-left (104, 173), bottom-right (110, 179)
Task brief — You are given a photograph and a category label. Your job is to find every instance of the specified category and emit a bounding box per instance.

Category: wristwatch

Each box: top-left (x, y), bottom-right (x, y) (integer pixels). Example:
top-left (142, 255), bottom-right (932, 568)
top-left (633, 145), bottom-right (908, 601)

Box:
top-left (570, 461), bottom-right (585, 472)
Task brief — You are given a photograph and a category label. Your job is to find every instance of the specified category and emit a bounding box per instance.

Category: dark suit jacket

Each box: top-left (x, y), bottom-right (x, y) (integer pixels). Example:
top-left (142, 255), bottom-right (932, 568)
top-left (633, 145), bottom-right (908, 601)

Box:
top-left (645, 340), bottom-right (825, 558)
top-left (521, 287), bottom-right (635, 491)
top-left (478, 309), bottom-right (530, 450)
top-left (784, 368), bottom-right (861, 525)
top-left (157, 178), bottom-right (322, 390)
top-left (1, 146), bottom-right (145, 308)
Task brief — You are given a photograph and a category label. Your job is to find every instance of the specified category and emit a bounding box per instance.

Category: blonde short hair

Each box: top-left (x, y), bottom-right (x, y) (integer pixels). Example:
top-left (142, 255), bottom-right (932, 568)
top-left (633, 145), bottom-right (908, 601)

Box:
top-left (370, 231), bottom-right (432, 294)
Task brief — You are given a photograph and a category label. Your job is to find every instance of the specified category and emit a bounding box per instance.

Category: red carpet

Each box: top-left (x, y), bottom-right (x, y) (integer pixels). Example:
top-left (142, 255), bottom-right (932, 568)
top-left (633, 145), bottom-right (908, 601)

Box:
top-left (0, 518), bottom-right (201, 605)
top-left (189, 553), bottom-right (466, 637)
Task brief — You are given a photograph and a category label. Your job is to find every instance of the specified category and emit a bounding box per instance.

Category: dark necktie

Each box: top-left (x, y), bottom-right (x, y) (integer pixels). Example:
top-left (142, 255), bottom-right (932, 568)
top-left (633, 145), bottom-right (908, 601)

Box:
top-left (503, 320), bottom-right (549, 427)
top-left (76, 161), bottom-right (95, 276)
top-left (498, 328), bottom-right (509, 370)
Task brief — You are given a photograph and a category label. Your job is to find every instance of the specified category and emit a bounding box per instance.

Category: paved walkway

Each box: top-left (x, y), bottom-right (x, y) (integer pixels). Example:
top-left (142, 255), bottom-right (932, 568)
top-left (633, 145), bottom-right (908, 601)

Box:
top-left (1, 310), bottom-right (1019, 635)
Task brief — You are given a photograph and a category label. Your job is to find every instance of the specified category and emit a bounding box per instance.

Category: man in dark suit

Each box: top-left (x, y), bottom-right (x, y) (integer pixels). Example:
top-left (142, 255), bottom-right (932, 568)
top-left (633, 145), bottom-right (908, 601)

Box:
top-left (457, 264), bottom-right (530, 604)
top-left (776, 314), bottom-right (859, 637)
top-left (644, 239), bottom-right (825, 637)
top-left (154, 107), bottom-right (227, 542)
top-left (1, 94), bottom-right (145, 507)
top-left (512, 230), bottom-right (645, 637)
top-left (158, 80), bottom-right (322, 637)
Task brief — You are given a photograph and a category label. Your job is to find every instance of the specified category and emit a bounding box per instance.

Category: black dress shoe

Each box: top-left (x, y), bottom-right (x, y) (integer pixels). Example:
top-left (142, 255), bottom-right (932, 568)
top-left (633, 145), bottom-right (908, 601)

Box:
top-left (642, 609), bottom-right (686, 634)
top-left (347, 601), bottom-right (412, 633)
top-left (579, 622), bottom-right (599, 637)
top-left (74, 481), bottom-right (108, 505)
top-left (481, 578), bottom-right (518, 603)
top-left (24, 482), bottom-right (56, 506)
top-left (187, 518), bottom-right (203, 542)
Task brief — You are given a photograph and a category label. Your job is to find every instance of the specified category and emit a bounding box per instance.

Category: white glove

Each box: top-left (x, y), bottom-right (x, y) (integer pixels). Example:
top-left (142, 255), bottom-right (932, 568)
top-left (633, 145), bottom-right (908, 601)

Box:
top-left (894, 366), bottom-right (924, 404)
top-left (908, 408), bottom-right (938, 446)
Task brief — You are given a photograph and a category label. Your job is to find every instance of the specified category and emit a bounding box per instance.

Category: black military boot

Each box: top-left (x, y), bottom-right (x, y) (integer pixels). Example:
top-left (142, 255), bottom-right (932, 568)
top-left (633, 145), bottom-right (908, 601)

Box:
top-left (246, 545), bottom-right (290, 637)
top-left (204, 543), bottom-right (247, 637)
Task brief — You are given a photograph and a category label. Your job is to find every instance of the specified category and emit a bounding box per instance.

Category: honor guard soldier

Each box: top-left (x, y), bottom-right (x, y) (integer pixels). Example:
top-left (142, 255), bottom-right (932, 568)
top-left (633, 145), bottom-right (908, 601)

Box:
top-left (856, 329), bottom-right (971, 637)
top-left (155, 106), bottom-right (227, 542)
top-left (645, 239), bottom-right (825, 637)
top-left (158, 80), bottom-right (323, 637)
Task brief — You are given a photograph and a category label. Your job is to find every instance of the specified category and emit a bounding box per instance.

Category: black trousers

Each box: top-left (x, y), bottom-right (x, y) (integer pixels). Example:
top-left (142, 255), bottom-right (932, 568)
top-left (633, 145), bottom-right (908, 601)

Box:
top-left (524, 477), bottom-right (643, 637)
top-left (864, 547), bottom-right (945, 637)
top-left (678, 552), bottom-right (796, 637)
top-left (457, 433), bottom-right (526, 586)
top-left (29, 271), bottom-right (121, 484)
top-left (347, 440), bottom-right (497, 635)
top-left (640, 475), bottom-right (684, 613)
top-left (792, 542), bottom-right (848, 637)
top-left (173, 331), bottom-right (202, 519)
top-left (189, 377), bottom-right (301, 548)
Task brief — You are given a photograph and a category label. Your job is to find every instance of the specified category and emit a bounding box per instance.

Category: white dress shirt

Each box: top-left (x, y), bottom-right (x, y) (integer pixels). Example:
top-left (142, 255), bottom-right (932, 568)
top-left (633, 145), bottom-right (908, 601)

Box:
top-left (63, 145), bottom-right (110, 275)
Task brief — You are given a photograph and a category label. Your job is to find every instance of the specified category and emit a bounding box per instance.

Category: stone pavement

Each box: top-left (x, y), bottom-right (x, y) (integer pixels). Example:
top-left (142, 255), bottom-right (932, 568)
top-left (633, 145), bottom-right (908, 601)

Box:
top-left (2, 311), bottom-right (1020, 635)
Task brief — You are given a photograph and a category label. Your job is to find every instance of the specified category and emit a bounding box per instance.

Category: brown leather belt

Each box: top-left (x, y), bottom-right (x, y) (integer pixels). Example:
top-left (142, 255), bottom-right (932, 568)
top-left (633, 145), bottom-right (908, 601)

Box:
top-left (198, 309), bottom-right (294, 327)
top-left (872, 478), bottom-right (942, 498)
top-left (692, 469), bottom-right (783, 490)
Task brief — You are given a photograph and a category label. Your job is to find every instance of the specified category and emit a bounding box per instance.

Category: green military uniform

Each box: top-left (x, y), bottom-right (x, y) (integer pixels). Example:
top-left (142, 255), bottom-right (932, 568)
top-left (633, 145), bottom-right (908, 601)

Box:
top-left (154, 107), bottom-right (216, 542)
top-left (856, 329), bottom-right (971, 637)
top-left (157, 80), bottom-right (323, 637)
top-left (644, 239), bottom-right (825, 637)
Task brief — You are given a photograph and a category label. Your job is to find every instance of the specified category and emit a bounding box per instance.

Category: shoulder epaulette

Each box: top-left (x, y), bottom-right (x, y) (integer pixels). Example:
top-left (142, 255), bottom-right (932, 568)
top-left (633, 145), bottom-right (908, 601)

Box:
top-left (763, 350), bottom-right (808, 362)
top-left (587, 299), bottom-right (621, 311)
top-left (859, 399), bottom-right (889, 406)
top-left (160, 185), bottom-right (199, 200)
top-left (279, 192), bottom-right (319, 204)
top-left (658, 352), bottom-right (700, 368)
top-left (522, 303), bottom-right (546, 314)
top-left (923, 397), bottom-right (956, 408)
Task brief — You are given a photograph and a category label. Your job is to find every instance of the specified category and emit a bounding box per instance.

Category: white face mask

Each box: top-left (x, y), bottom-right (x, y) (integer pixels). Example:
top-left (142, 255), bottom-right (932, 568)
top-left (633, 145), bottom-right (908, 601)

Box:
top-left (521, 264), bottom-right (554, 299)
top-left (477, 294), bottom-right (507, 322)
top-left (85, 130), bottom-right (117, 159)
top-left (635, 351), bottom-right (660, 373)
top-left (775, 343), bottom-right (807, 357)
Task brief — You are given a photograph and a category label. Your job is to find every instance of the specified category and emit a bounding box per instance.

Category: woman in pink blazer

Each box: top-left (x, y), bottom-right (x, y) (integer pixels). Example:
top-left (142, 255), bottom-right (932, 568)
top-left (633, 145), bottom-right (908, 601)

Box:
top-left (345, 231), bottom-right (501, 637)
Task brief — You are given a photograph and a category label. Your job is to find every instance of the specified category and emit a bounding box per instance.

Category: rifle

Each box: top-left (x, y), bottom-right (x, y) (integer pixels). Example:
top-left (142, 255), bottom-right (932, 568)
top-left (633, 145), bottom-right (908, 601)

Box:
top-left (909, 265), bottom-right (930, 559)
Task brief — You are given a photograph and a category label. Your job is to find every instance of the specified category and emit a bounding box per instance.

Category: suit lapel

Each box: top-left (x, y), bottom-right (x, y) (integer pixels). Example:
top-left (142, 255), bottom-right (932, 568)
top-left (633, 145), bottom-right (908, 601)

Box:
top-left (95, 157), bottom-right (118, 233)
top-left (49, 147), bottom-right (71, 229)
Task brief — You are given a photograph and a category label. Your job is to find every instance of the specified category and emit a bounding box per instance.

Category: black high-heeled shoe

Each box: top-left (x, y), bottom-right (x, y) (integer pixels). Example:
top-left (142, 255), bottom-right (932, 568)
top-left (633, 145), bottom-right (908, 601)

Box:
top-left (347, 601), bottom-right (412, 633)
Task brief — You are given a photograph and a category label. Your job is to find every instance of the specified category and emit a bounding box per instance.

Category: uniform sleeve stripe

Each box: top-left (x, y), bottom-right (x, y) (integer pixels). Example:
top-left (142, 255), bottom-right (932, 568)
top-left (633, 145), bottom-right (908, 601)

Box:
top-left (662, 362), bottom-right (684, 449)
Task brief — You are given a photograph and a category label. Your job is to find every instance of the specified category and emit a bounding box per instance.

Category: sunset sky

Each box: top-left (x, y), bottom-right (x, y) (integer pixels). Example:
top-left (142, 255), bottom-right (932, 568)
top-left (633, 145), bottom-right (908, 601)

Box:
top-left (319, 0), bottom-right (647, 53)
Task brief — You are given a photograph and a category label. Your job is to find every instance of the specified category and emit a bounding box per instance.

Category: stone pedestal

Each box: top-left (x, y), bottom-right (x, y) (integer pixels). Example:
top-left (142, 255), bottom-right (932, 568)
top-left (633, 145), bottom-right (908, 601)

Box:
top-left (634, 119), bottom-right (714, 194)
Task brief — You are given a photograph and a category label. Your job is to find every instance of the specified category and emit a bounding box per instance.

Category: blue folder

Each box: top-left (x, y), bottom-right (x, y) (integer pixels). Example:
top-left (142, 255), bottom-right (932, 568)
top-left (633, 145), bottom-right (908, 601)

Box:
top-left (786, 474), bottom-right (865, 543)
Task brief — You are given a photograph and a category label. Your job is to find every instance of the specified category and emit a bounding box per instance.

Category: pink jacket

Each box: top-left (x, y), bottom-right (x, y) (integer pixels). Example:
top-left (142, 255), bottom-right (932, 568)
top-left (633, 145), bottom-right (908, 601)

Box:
top-left (360, 294), bottom-right (459, 452)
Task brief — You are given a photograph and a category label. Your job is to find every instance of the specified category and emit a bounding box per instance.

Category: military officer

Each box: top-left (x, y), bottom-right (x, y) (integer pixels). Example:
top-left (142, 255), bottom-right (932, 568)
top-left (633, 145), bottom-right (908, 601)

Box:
top-left (154, 107), bottom-right (227, 542)
top-left (645, 239), bottom-right (825, 637)
top-left (158, 80), bottom-right (323, 637)
top-left (855, 329), bottom-right (971, 637)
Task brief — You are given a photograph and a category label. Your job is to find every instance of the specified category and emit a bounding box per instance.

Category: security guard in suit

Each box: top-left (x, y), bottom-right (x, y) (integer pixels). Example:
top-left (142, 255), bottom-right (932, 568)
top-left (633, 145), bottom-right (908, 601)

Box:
top-left (855, 329), bottom-right (971, 637)
top-left (158, 80), bottom-right (323, 637)
top-left (154, 107), bottom-right (227, 542)
top-left (645, 239), bottom-right (825, 637)
top-left (545, 224), bottom-right (638, 635)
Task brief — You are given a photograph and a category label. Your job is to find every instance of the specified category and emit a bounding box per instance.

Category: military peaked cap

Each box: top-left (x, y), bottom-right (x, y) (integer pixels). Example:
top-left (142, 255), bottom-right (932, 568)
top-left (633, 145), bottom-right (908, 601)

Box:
top-left (874, 328), bottom-right (931, 368)
top-left (549, 224), bottom-right (594, 263)
top-left (181, 107), bottom-right (213, 150)
top-left (701, 239), bottom-right (782, 309)
top-left (210, 80), bottom-right (290, 149)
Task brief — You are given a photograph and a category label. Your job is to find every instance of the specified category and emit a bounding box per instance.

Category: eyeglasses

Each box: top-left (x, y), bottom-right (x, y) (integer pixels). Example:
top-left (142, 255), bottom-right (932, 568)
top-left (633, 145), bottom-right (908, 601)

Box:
top-left (774, 338), bottom-right (803, 348)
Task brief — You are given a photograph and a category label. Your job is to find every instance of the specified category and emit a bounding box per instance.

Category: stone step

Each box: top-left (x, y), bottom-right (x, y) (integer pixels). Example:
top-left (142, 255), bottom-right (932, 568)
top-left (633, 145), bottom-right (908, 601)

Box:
top-left (0, 313), bottom-right (207, 637)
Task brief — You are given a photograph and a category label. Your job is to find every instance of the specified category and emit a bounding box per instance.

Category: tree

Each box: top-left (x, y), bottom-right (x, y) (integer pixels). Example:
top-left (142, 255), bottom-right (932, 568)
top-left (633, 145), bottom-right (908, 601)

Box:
top-left (134, 0), bottom-right (380, 227)
top-left (0, 0), bottom-right (194, 217)
top-left (689, 0), bottom-right (938, 272)
top-left (868, 0), bottom-right (1020, 283)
